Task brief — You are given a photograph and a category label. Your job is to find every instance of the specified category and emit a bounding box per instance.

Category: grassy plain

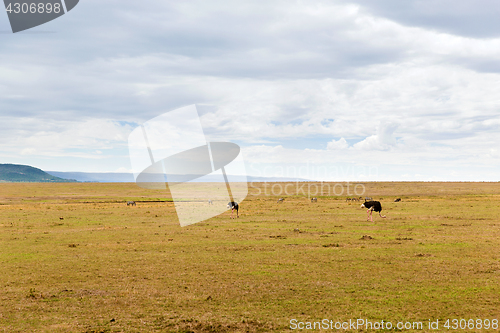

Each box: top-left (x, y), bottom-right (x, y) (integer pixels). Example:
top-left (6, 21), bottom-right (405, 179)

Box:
top-left (0, 182), bottom-right (499, 332)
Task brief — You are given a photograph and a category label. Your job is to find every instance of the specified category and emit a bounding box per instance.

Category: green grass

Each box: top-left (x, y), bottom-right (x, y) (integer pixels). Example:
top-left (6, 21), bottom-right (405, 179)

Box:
top-left (0, 182), bottom-right (499, 332)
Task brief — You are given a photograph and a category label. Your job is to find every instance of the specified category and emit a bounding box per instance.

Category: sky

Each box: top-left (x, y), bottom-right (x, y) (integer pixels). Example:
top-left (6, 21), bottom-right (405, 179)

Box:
top-left (1, 0), bottom-right (500, 181)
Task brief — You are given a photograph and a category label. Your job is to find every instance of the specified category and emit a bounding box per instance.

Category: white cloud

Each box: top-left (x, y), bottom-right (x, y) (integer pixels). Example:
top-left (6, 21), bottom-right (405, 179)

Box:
top-left (1, 0), bottom-right (500, 179)
top-left (353, 135), bottom-right (380, 151)
top-left (354, 122), bottom-right (398, 151)
top-left (0, 118), bottom-right (133, 158)
top-left (350, 0), bottom-right (500, 38)
top-left (115, 167), bottom-right (133, 173)
top-left (327, 138), bottom-right (349, 150)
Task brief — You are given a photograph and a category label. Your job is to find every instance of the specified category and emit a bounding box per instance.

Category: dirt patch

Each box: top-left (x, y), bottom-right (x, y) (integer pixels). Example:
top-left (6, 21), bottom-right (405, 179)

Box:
top-left (153, 318), bottom-right (276, 333)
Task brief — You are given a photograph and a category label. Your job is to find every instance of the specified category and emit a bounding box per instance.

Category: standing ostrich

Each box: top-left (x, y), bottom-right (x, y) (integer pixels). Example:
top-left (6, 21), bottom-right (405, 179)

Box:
top-left (361, 201), bottom-right (386, 222)
top-left (227, 201), bottom-right (239, 218)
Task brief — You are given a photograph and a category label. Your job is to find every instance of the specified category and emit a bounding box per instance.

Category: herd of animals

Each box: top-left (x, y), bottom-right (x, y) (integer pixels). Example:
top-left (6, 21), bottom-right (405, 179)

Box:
top-left (125, 196), bottom-right (403, 221)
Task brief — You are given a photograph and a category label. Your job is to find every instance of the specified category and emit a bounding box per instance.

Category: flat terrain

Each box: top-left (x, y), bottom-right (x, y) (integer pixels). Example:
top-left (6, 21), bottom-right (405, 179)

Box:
top-left (0, 182), bottom-right (500, 332)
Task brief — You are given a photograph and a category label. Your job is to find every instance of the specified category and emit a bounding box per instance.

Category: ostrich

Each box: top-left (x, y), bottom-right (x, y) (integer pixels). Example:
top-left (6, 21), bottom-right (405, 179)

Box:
top-left (277, 198), bottom-right (284, 203)
top-left (361, 200), bottom-right (386, 222)
top-left (227, 201), bottom-right (239, 218)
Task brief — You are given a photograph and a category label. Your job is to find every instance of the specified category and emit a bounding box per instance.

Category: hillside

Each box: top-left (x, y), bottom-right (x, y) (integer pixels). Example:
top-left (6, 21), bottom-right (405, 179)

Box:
top-left (0, 164), bottom-right (77, 182)
top-left (46, 171), bottom-right (310, 183)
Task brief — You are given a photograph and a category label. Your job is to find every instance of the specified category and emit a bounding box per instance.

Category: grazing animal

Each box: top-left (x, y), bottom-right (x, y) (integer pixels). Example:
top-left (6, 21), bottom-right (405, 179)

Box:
top-left (208, 200), bottom-right (213, 205)
top-left (127, 201), bottom-right (136, 206)
top-left (346, 198), bottom-right (351, 202)
top-left (227, 201), bottom-right (239, 218)
top-left (394, 198), bottom-right (401, 202)
top-left (277, 198), bottom-right (284, 203)
top-left (311, 197), bottom-right (317, 202)
top-left (365, 197), bottom-right (372, 201)
top-left (361, 200), bottom-right (386, 222)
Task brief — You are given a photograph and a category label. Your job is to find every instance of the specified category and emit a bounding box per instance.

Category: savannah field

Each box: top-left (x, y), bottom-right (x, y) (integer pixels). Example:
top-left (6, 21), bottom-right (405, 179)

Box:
top-left (0, 182), bottom-right (500, 333)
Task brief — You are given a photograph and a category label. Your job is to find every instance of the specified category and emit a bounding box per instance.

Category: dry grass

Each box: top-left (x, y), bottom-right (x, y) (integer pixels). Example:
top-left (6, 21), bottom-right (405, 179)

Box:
top-left (0, 182), bottom-right (500, 332)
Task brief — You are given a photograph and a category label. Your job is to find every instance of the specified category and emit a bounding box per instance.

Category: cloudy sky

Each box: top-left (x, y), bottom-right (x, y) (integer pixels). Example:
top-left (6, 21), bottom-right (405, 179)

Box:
top-left (1, 0), bottom-right (500, 181)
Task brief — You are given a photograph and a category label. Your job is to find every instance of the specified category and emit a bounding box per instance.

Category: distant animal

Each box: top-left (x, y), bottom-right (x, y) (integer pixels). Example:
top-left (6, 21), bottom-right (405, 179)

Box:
top-left (361, 200), bottom-right (386, 222)
top-left (394, 198), bottom-right (401, 202)
top-left (346, 198), bottom-right (351, 202)
top-left (127, 201), bottom-right (136, 206)
top-left (208, 200), bottom-right (213, 205)
top-left (59, 217), bottom-right (64, 220)
top-left (227, 201), bottom-right (239, 218)
top-left (277, 198), bottom-right (284, 203)
top-left (311, 197), bottom-right (317, 202)
top-left (365, 197), bottom-right (372, 201)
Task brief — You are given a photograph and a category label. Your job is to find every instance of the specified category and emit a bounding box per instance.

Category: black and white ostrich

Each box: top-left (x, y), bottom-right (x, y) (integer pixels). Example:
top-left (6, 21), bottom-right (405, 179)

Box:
top-left (361, 200), bottom-right (386, 222)
top-left (227, 201), bottom-right (239, 218)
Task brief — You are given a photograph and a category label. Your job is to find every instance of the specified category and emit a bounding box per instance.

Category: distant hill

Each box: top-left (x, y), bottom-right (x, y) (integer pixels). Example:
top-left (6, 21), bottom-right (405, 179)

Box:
top-left (0, 164), bottom-right (77, 183)
top-left (46, 171), bottom-right (134, 183)
top-left (46, 171), bottom-right (310, 183)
